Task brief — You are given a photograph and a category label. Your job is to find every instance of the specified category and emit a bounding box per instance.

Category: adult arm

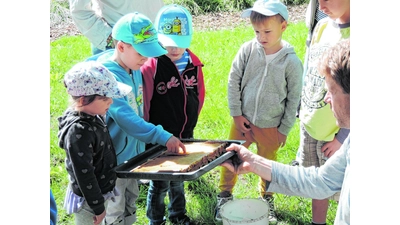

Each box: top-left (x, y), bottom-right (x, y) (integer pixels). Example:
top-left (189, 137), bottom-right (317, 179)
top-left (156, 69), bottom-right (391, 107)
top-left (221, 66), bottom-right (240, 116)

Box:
top-left (69, 0), bottom-right (112, 50)
top-left (222, 138), bottom-right (348, 199)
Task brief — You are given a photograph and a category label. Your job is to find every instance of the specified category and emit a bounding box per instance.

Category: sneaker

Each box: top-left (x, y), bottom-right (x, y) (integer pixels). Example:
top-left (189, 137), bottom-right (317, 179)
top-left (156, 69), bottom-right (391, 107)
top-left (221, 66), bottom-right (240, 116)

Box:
top-left (215, 192), bottom-right (233, 221)
top-left (261, 195), bottom-right (277, 224)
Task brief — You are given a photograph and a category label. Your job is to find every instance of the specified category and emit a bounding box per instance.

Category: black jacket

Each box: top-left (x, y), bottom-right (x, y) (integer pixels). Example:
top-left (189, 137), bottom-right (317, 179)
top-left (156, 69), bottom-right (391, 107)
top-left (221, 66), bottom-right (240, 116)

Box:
top-left (58, 109), bottom-right (117, 215)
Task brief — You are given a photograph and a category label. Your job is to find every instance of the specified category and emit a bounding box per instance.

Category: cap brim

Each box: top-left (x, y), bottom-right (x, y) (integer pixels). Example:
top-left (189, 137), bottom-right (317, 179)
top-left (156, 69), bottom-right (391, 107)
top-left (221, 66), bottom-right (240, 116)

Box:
top-left (109, 81), bottom-right (132, 98)
top-left (158, 34), bottom-right (192, 48)
top-left (241, 8), bottom-right (278, 18)
top-left (241, 9), bottom-right (252, 18)
top-left (132, 42), bottom-right (168, 58)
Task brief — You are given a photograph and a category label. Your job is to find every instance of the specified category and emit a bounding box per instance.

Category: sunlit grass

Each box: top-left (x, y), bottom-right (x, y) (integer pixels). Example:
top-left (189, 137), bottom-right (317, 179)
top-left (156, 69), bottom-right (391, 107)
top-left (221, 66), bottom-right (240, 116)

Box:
top-left (50, 21), bottom-right (337, 225)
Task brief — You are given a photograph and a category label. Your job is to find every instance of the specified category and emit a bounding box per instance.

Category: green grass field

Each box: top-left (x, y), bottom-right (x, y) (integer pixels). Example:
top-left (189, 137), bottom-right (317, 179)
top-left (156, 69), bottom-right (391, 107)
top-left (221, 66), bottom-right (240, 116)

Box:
top-left (50, 22), bottom-right (338, 225)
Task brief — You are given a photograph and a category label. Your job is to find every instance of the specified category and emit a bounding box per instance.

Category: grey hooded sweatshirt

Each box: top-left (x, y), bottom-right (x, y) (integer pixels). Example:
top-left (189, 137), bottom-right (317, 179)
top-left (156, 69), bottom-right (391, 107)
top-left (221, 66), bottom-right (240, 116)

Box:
top-left (228, 39), bottom-right (303, 135)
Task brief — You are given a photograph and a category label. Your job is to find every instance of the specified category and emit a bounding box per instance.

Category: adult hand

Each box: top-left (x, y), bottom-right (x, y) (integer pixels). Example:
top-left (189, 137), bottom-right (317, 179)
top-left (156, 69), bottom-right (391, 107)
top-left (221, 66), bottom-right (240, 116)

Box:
top-left (277, 131), bottom-right (287, 147)
top-left (221, 144), bottom-right (273, 181)
top-left (220, 144), bottom-right (256, 174)
top-left (93, 210), bottom-right (106, 225)
top-left (233, 115), bottom-right (251, 134)
top-left (165, 136), bottom-right (186, 154)
top-left (321, 137), bottom-right (341, 158)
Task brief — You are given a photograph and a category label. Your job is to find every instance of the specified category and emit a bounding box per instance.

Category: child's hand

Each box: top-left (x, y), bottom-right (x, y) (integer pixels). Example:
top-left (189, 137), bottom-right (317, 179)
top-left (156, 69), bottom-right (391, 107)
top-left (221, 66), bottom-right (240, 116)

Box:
top-left (277, 132), bottom-right (287, 147)
top-left (321, 137), bottom-right (341, 158)
top-left (233, 116), bottom-right (251, 134)
top-left (93, 210), bottom-right (106, 225)
top-left (165, 136), bottom-right (187, 154)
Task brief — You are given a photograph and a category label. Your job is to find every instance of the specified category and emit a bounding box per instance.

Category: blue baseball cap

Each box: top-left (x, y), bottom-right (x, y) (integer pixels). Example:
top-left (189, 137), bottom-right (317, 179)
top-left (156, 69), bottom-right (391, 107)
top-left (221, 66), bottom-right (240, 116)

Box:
top-left (241, 0), bottom-right (289, 21)
top-left (154, 4), bottom-right (193, 48)
top-left (112, 12), bottom-right (167, 57)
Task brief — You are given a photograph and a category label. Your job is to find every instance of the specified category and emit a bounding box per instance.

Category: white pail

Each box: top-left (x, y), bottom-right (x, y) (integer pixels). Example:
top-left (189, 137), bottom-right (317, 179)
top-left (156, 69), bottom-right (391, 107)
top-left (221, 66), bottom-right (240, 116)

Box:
top-left (220, 198), bottom-right (269, 225)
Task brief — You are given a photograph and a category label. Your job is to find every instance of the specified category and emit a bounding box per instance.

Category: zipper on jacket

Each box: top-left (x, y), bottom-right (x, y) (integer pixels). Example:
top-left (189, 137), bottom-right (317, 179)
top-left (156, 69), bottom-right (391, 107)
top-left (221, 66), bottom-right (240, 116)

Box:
top-left (253, 61), bottom-right (269, 124)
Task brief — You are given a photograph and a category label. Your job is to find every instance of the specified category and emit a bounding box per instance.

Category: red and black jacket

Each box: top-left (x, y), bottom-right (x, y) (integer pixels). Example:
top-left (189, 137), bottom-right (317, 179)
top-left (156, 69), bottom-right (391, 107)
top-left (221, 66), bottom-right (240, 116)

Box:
top-left (141, 49), bottom-right (205, 138)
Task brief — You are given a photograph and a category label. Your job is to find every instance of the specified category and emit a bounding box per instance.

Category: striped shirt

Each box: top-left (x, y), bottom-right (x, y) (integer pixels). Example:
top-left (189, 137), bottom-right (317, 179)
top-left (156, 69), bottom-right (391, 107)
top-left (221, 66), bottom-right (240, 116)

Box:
top-left (174, 50), bottom-right (189, 74)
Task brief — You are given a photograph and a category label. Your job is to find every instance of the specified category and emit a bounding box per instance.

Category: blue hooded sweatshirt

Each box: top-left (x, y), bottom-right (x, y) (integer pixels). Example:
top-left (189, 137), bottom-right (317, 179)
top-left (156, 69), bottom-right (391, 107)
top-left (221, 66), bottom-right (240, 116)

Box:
top-left (86, 50), bottom-right (172, 165)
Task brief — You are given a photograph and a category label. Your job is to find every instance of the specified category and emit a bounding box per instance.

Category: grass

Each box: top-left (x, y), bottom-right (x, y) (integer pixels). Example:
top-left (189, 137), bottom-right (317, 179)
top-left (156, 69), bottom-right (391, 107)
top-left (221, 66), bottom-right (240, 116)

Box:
top-left (50, 22), bottom-right (338, 224)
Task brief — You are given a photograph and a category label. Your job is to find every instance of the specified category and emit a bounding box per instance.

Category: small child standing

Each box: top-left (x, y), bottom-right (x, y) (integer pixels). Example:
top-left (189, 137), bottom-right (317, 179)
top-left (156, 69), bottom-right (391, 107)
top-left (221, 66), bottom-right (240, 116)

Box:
top-left (215, 0), bottom-right (303, 224)
top-left (141, 4), bottom-right (205, 225)
top-left (86, 12), bottom-right (186, 225)
top-left (296, 0), bottom-right (350, 224)
top-left (58, 61), bottom-right (131, 225)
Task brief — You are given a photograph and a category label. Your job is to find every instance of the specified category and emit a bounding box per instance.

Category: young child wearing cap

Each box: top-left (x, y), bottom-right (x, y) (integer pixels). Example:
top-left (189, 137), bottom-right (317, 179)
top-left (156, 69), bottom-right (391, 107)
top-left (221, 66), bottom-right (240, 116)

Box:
top-left (215, 0), bottom-right (303, 223)
top-left (58, 61), bottom-right (132, 225)
top-left (85, 12), bottom-right (187, 225)
top-left (295, 0), bottom-right (350, 224)
top-left (140, 4), bottom-right (204, 225)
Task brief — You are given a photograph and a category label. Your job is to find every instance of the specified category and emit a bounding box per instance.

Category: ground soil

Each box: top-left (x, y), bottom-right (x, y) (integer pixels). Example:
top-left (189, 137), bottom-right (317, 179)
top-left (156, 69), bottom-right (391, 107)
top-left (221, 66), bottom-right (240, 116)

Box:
top-left (50, 4), bottom-right (307, 42)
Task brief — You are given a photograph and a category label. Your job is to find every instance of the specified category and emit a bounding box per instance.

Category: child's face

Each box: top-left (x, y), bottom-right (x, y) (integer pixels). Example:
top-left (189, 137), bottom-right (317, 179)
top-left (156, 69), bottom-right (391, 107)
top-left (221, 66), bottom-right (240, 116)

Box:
top-left (318, 0), bottom-right (350, 23)
top-left (81, 96), bottom-right (113, 116)
top-left (119, 42), bottom-right (149, 71)
top-left (165, 47), bottom-right (186, 62)
top-left (252, 16), bottom-right (287, 54)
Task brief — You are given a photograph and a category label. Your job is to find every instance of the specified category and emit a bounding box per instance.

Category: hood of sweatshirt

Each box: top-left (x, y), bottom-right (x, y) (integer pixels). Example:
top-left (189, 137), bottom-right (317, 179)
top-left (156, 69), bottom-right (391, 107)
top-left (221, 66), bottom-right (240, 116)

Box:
top-left (57, 109), bottom-right (104, 149)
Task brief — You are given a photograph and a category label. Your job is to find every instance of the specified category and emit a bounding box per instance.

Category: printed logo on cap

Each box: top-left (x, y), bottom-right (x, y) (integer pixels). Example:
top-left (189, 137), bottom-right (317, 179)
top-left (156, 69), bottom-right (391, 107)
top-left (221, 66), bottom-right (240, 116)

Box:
top-left (133, 24), bottom-right (157, 44)
top-left (159, 15), bottom-right (190, 36)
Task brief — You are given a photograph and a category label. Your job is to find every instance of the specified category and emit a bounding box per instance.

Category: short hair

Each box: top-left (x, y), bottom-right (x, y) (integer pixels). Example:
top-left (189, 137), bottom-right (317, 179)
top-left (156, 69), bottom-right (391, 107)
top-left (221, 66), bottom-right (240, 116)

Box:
top-left (318, 39), bottom-right (350, 94)
top-left (250, 11), bottom-right (285, 25)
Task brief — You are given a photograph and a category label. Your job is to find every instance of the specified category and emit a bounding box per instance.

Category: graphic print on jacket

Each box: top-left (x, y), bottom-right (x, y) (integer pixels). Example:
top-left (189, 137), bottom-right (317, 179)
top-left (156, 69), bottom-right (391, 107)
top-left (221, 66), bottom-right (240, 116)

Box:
top-left (149, 55), bottom-right (200, 138)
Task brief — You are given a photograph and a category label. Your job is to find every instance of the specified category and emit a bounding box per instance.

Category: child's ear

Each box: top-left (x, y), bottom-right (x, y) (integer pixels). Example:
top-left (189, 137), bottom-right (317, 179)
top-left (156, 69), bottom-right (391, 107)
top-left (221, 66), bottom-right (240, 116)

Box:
top-left (281, 21), bottom-right (288, 32)
top-left (116, 41), bottom-right (125, 52)
top-left (78, 96), bottom-right (85, 106)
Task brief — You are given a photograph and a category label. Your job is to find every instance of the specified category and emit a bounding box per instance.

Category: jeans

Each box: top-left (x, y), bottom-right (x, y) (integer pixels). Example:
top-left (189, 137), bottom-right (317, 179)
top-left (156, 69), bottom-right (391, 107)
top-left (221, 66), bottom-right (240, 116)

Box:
top-left (146, 180), bottom-right (187, 224)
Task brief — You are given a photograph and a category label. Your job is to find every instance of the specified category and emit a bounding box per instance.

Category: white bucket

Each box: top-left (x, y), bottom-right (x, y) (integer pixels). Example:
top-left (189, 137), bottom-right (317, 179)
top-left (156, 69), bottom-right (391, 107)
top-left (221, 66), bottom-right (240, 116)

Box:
top-left (220, 198), bottom-right (269, 225)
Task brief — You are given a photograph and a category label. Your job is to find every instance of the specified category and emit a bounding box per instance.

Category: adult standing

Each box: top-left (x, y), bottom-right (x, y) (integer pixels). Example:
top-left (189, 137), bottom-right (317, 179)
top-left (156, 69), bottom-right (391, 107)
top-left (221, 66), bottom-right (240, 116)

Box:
top-left (69, 0), bottom-right (165, 55)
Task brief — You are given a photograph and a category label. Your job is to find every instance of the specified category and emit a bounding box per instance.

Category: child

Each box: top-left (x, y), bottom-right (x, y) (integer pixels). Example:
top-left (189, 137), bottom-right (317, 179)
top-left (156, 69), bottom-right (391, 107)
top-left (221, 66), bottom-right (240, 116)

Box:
top-left (57, 61), bottom-right (132, 225)
top-left (296, 0), bottom-right (350, 224)
top-left (86, 12), bottom-right (186, 225)
top-left (296, 0), bottom-right (327, 118)
top-left (141, 4), bottom-right (205, 225)
top-left (215, 0), bottom-right (303, 223)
